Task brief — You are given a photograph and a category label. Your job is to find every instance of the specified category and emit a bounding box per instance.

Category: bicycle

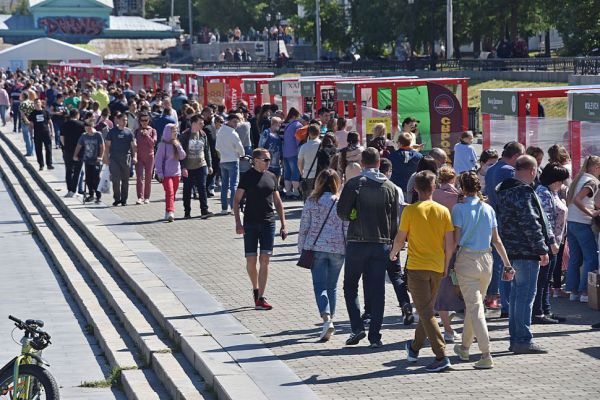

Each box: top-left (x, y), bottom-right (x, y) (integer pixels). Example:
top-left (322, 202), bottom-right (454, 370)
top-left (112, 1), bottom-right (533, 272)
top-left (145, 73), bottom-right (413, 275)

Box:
top-left (0, 316), bottom-right (59, 400)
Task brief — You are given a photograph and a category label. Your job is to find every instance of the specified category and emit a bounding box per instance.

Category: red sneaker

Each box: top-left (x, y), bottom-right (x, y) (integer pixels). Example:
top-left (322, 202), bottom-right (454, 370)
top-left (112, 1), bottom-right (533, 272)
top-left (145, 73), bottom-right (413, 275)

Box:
top-left (255, 297), bottom-right (273, 310)
top-left (484, 298), bottom-right (500, 310)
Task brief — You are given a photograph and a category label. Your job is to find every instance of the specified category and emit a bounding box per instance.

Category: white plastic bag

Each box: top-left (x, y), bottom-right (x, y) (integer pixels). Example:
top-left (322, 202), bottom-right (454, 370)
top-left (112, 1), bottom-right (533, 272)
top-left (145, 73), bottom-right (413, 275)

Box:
top-left (97, 164), bottom-right (111, 194)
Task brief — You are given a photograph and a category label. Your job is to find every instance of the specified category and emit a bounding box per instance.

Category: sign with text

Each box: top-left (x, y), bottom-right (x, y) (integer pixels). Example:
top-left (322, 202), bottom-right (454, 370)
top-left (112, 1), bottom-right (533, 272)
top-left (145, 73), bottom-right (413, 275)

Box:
top-left (300, 81), bottom-right (316, 98)
top-left (571, 93), bottom-right (600, 122)
top-left (366, 117), bottom-right (392, 135)
top-left (480, 90), bottom-right (518, 116)
top-left (283, 81), bottom-right (301, 97)
top-left (268, 81), bottom-right (282, 96)
top-left (243, 80), bottom-right (256, 94)
top-left (336, 83), bottom-right (356, 101)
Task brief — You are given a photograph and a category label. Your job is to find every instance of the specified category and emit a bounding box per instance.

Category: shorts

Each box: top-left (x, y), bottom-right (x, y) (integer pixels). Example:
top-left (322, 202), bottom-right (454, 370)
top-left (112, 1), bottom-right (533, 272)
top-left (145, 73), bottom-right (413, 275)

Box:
top-left (243, 221), bottom-right (276, 257)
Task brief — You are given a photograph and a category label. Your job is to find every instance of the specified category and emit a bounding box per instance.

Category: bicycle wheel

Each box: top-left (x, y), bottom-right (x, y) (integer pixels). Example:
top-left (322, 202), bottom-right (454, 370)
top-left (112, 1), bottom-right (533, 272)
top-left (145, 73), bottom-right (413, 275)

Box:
top-left (0, 364), bottom-right (59, 400)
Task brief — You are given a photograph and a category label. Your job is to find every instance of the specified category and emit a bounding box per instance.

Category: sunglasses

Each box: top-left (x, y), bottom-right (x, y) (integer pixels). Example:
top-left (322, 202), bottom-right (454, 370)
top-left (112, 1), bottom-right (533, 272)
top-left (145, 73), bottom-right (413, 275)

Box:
top-left (140, 119), bottom-right (149, 122)
top-left (255, 158), bottom-right (271, 162)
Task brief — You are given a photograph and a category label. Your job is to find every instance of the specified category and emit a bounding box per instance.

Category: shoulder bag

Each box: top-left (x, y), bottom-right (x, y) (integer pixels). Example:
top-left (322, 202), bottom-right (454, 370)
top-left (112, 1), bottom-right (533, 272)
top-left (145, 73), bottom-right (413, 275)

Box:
top-left (297, 199), bottom-right (338, 269)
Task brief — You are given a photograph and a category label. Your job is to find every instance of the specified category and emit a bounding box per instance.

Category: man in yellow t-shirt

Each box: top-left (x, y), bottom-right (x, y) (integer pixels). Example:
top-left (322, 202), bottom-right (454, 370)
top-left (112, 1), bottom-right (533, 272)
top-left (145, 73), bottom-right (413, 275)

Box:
top-left (390, 170), bottom-right (454, 372)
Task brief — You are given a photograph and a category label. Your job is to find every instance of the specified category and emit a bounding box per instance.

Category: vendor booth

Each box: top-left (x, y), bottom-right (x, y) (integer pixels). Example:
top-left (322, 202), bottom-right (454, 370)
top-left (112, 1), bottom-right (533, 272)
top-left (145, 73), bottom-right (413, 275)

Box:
top-left (568, 90), bottom-right (600, 173)
top-left (335, 77), bottom-right (469, 151)
top-left (198, 72), bottom-right (273, 110)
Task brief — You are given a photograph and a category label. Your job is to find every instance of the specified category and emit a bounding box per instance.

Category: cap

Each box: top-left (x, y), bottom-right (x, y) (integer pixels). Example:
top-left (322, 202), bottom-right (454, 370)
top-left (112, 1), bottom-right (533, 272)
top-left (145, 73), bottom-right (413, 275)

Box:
top-left (301, 113), bottom-right (311, 122)
top-left (402, 117), bottom-right (420, 125)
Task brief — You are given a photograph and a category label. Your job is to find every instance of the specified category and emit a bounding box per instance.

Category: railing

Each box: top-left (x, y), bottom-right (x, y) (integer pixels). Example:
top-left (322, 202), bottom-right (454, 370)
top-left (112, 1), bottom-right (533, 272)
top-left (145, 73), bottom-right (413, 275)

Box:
top-left (188, 57), bottom-right (600, 75)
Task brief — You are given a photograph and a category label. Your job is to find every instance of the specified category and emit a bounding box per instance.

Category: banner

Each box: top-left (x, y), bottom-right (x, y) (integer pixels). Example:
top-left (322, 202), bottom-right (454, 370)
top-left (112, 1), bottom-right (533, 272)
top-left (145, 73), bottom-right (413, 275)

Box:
top-left (427, 82), bottom-right (463, 155)
top-left (366, 117), bottom-right (392, 136)
top-left (207, 82), bottom-right (225, 105)
top-left (394, 86), bottom-right (431, 150)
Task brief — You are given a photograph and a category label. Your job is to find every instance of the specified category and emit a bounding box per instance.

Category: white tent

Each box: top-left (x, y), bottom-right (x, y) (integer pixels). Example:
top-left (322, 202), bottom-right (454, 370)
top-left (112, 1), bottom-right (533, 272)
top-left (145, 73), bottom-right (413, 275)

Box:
top-left (0, 38), bottom-right (102, 70)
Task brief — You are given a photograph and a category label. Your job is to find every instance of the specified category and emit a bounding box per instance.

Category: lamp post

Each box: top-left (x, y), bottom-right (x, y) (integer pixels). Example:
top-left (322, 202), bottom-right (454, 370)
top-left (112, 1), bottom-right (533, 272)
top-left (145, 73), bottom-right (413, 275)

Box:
top-left (266, 13), bottom-right (272, 61)
top-left (315, 0), bottom-right (321, 60)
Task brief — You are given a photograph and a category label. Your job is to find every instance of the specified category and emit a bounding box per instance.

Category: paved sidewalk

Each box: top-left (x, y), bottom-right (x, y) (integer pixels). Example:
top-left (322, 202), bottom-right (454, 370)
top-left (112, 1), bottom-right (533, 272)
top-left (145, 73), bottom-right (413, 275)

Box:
top-left (5, 136), bottom-right (600, 399)
top-left (0, 178), bottom-right (125, 399)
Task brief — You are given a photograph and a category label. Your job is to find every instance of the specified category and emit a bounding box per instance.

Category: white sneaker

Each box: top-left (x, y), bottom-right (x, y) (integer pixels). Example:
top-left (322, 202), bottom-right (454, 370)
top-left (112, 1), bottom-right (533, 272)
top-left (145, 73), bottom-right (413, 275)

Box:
top-left (319, 321), bottom-right (335, 341)
top-left (64, 191), bottom-right (74, 198)
top-left (444, 331), bottom-right (460, 343)
top-left (136, 198), bottom-right (143, 205)
top-left (569, 293), bottom-right (580, 302)
top-left (219, 209), bottom-right (229, 215)
top-left (580, 295), bottom-right (589, 303)
top-left (144, 199), bottom-right (150, 204)
top-left (167, 212), bottom-right (174, 222)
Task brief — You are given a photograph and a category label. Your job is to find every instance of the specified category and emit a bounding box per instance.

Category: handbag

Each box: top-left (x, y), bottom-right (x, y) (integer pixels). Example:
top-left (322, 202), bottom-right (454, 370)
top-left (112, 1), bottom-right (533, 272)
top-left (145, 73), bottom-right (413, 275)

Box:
top-left (297, 199), bottom-right (337, 269)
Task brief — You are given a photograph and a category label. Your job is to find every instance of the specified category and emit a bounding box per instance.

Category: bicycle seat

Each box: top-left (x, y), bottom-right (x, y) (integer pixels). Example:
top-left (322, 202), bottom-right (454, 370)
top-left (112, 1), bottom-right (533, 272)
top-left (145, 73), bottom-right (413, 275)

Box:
top-left (25, 319), bottom-right (44, 328)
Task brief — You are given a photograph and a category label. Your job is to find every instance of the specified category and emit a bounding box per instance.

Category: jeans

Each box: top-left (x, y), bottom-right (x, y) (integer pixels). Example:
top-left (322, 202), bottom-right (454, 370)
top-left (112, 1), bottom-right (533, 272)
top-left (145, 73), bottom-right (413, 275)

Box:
top-left (219, 161), bottom-right (239, 211)
top-left (21, 124), bottom-right (33, 156)
top-left (0, 104), bottom-right (6, 125)
top-left (344, 242), bottom-right (389, 344)
top-left (12, 108), bottom-right (21, 132)
top-left (243, 221), bottom-right (276, 256)
top-left (509, 259), bottom-right (540, 346)
top-left (566, 221), bottom-right (598, 294)
top-left (52, 120), bottom-right (62, 147)
top-left (63, 152), bottom-right (82, 193)
top-left (407, 269), bottom-right (446, 359)
top-left (487, 248), bottom-right (511, 313)
top-left (311, 251), bottom-right (344, 317)
top-left (84, 163), bottom-right (101, 199)
top-left (533, 254), bottom-right (556, 316)
top-left (33, 131), bottom-right (53, 168)
top-left (283, 156), bottom-right (300, 182)
top-left (552, 240), bottom-right (566, 289)
top-left (183, 166), bottom-right (209, 214)
top-left (162, 176), bottom-right (180, 213)
top-left (455, 249), bottom-right (493, 353)
top-left (136, 154), bottom-right (154, 200)
top-left (109, 157), bottom-right (130, 203)
top-left (364, 258), bottom-right (410, 314)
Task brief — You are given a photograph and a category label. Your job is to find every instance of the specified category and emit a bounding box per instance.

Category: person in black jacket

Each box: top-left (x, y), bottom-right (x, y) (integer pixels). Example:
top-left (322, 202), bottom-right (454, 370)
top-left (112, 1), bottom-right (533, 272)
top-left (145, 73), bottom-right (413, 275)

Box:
top-left (61, 109), bottom-right (85, 197)
top-left (496, 155), bottom-right (558, 355)
top-left (179, 114), bottom-right (213, 219)
top-left (337, 148), bottom-right (399, 348)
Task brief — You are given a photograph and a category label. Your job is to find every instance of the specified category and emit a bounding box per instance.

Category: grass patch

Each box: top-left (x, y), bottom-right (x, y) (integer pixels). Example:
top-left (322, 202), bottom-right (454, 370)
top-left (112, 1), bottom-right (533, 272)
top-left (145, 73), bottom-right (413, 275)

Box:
top-left (80, 367), bottom-right (121, 388)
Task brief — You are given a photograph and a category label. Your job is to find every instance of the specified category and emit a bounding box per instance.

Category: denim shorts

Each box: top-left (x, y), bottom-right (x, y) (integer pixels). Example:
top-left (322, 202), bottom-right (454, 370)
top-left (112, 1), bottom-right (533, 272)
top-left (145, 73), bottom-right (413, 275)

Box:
top-left (243, 221), bottom-right (276, 257)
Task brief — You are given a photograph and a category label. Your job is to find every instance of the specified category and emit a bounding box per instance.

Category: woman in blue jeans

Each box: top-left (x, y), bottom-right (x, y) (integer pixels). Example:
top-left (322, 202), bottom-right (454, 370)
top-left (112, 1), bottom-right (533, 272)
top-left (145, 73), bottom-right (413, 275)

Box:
top-left (298, 168), bottom-right (347, 341)
top-left (566, 155), bottom-right (600, 303)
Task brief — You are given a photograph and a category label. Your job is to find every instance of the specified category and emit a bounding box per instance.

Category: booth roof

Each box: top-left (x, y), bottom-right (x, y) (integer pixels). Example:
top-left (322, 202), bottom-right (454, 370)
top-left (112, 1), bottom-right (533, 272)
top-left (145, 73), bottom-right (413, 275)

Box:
top-left (29, 0), bottom-right (113, 8)
top-left (482, 84), bottom-right (600, 93)
top-left (0, 37), bottom-right (101, 58)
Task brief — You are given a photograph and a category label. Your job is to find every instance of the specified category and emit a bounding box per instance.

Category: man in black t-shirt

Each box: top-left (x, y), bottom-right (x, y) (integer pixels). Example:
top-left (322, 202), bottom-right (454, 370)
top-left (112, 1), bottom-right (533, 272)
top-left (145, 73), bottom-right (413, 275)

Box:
top-left (233, 148), bottom-right (287, 311)
top-left (51, 94), bottom-right (67, 148)
top-left (60, 109), bottom-right (85, 197)
top-left (29, 98), bottom-right (54, 171)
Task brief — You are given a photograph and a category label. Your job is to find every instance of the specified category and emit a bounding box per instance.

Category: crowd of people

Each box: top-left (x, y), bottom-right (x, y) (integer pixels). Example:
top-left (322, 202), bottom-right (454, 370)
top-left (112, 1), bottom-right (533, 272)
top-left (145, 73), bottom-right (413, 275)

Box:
top-left (1, 67), bottom-right (599, 374)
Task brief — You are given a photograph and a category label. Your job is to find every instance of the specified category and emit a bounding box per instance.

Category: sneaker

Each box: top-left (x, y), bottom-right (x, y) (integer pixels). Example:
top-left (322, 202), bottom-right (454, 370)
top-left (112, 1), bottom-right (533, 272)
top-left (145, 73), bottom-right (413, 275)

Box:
top-left (207, 191), bottom-right (215, 198)
top-left (319, 321), bottom-right (335, 342)
top-left (360, 312), bottom-right (371, 325)
top-left (546, 313), bottom-right (566, 323)
top-left (444, 331), bottom-right (460, 344)
top-left (255, 297), bottom-right (273, 310)
top-left (453, 344), bottom-right (469, 361)
top-left (474, 357), bottom-right (494, 369)
top-left (112, 201), bottom-right (120, 206)
top-left (369, 340), bottom-right (383, 349)
top-left (569, 293), bottom-right (580, 301)
top-left (592, 322), bottom-right (600, 330)
top-left (121, 200), bottom-right (127, 206)
top-left (167, 212), bottom-right (174, 222)
top-left (532, 315), bottom-right (559, 325)
top-left (39, 166), bottom-right (44, 171)
top-left (47, 165), bottom-right (55, 170)
top-left (405, 340), bottom-right (419, 362)
top-left (95, 198), bottom-right (101, 204)
top-left (64, 191), bottom-right (74, 198)
top-left (144, 199), bottom-right (150, 204)
top-left (84, 195), bottom-right (94, 203)
top-left (253, 289), bottom-right (259, 303)
top-left (184, 212), bottom-right (191, 219)
top-left (402, 304), bottom-right (415, 325)
top-left (425, 357), bottom-right (451, 372)
top-left (580, 295), bottom-right (589, 303)
top-left (136, 198), bottom-right (143, 205)
top-left (513, 342), bottom-right (548, 354)
top-left (499, 311), bottom-right (509, 319)
top-left (200, 211), bottom-right (213, 220)
top-left (219, 209), bottom-right (230, 215)
top-left (345, 331), bottom-right (366, 346)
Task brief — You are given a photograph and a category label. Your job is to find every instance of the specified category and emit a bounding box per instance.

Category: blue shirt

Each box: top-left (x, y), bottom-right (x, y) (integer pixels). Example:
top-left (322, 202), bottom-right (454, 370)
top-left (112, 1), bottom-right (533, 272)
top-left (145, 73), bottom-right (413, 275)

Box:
top-left (484, 159), bottom-right (515, 209)
top-left (451, 197), bottom-right (497, 251)
top-left (388, 148), bottom-right (423, 193)
top-left (453, 142), bottom-right (477, 173)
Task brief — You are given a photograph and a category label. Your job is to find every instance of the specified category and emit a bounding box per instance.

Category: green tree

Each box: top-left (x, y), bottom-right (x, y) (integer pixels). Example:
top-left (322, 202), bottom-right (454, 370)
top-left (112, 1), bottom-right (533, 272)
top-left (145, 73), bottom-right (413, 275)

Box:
top-left (544, 0), bottom-right (600, 55)
top-left (293, 0), bottom-right (352, 56)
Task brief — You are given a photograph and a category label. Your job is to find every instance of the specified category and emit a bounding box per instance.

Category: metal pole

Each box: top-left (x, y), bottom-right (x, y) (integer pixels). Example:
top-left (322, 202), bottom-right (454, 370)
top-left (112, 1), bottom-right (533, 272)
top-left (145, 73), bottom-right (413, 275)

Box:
top-left (315, 0), bottom-right (321, 60)
top-left (430, 0), bottom-right (435, 70)
top-left (188, 0), bottom-right (193, 43)
top-left (446, 0), bottom-right (453, 58)
top-left (171, 0), bottom-right (174, 18)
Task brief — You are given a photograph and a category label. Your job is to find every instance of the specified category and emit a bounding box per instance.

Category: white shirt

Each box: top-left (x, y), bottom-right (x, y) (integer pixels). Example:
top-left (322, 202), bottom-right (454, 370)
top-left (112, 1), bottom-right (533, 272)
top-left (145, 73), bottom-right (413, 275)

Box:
top-left (215, 124), bottom-right (244, 163)
top-left (567, 173), bottom-right (598, 225)
top-left (298, 138), bottom-right (321, 179)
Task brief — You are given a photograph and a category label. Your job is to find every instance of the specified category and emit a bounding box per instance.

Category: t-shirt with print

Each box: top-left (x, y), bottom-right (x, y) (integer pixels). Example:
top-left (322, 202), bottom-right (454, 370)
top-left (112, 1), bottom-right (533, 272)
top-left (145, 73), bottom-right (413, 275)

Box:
top-left (238, 167), bottom-right (278, 224)
top-left (567, 173), bottom-right (598, 225)
top-left (399, 200), bottom-right (454, 273)
top-left (106, 127), bottom-right (134, 160)
top-left (184, 131), bottom-right (208, 170)
top-left (78, 132), bottom-right (103, 165)
top-left (451, 197), bottom-right (497, 251)
top-left (29, 110), bottom-right (51, 135)
top-left (19, 100), bottom-right (34, 122)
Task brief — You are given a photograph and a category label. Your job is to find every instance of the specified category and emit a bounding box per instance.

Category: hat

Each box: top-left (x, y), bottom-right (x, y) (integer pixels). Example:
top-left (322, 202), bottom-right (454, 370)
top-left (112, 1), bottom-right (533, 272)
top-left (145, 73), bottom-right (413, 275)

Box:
top-left (402, 117), bottom-right (420, 125)
top-left (301, 114), bottom-right (311, 122)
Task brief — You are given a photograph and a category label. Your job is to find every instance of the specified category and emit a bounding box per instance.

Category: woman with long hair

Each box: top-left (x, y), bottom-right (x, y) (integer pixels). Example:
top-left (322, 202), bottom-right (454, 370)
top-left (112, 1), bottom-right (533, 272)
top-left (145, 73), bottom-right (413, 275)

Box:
top-left (452, 171), bottom-right (510, 369)
top-left (406, 156), bottom-right (439, 203)
top-left (565, 155), bottom-right (600, 302)
top-left (155, 123), bottom-right (187, 222)
top-left (298, 168), bottom-right (347, 341)
top-left (282, 107), bottom-right (303, 198)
